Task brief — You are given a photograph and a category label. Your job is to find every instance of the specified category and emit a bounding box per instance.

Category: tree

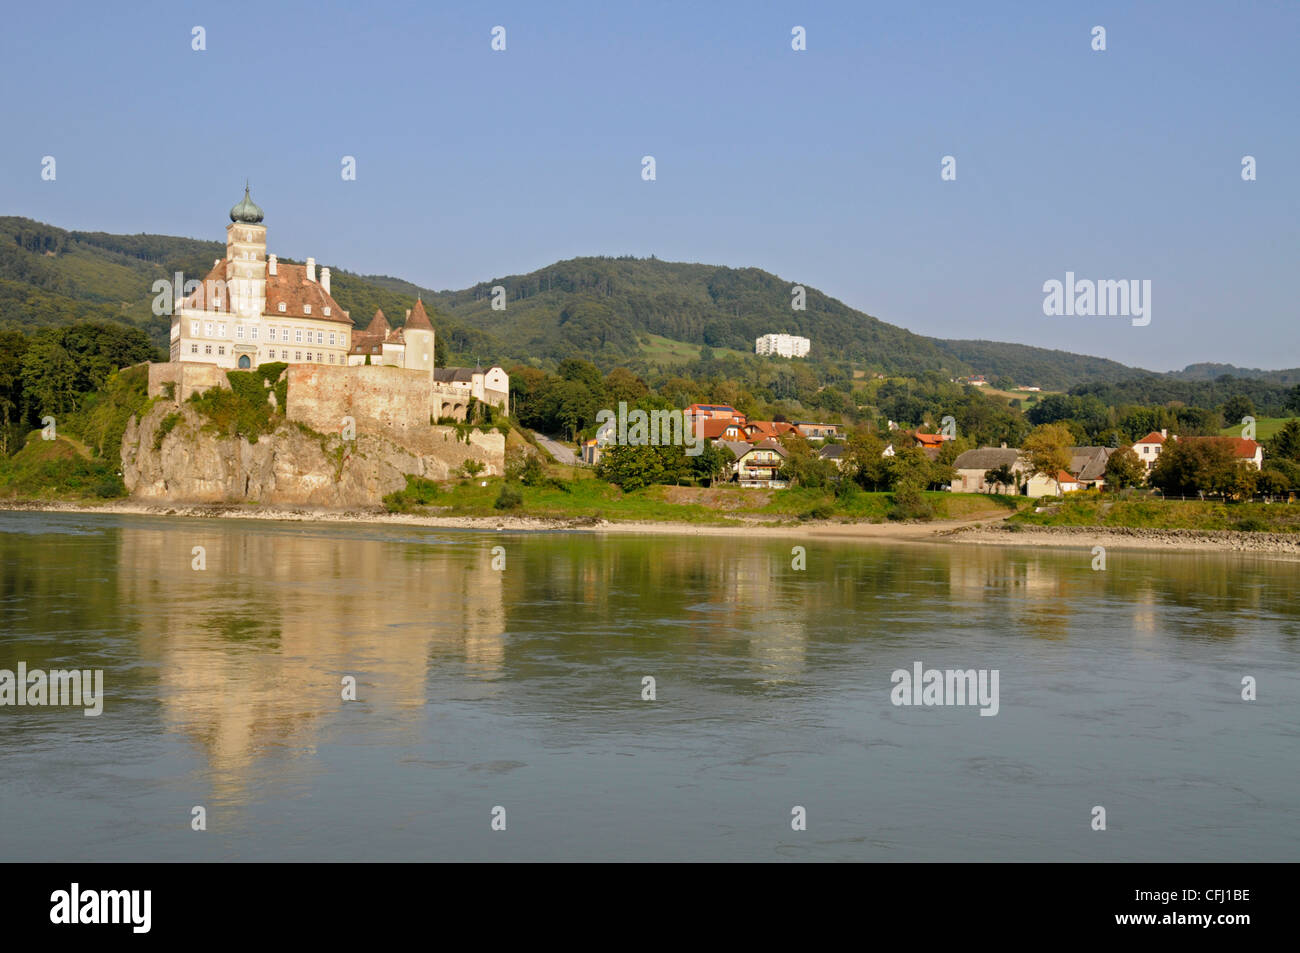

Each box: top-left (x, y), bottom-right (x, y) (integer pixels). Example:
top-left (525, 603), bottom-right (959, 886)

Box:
top-left (1267, 419), bottom-right (1300, 463)
top-left (984, 464), bottom-right (1016, 494)
top-left (844, 431), bottom-right (889, 490)
top-left (1220, 394), bottom-right (1256, 426)
top-left (596, 444), bottom-right (691, 491)
top-left (1022, 422), bottom-right (1074, 492)
top-left (1103, 446), bottom-right (1145, 489)
top-left (1149, 437), bottom-right (1240, 497)
top-left (691, 442), bottom-right (735, 486)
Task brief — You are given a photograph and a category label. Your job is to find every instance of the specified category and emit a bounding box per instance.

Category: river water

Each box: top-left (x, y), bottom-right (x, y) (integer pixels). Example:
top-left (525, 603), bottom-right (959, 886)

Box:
top-left (1, 511), bottom-right (1296, 861)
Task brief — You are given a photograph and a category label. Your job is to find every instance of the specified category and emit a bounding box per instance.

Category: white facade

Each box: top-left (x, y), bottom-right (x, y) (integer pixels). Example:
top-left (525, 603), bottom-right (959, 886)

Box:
top-left (169, 200), bottom-right (352, 370)
top-left (754, 333), bottom-right (810, 358)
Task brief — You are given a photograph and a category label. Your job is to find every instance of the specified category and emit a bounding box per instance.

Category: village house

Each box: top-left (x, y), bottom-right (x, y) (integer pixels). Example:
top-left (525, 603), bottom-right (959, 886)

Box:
top-left (817, 443), bottom-right (847, 469)
top-left (792, 422), bottom-right (839, 440)
top-left (733, 440), bottom-right (788, 487)
top-left (685, 404), bottom-right (746, 426)
top-left (1132, 430), bottom-right (1168, 473)
top-left (950, 447), bottom-right (1028, 494)
top-left (1131, 431), bottom-right (1263, 480)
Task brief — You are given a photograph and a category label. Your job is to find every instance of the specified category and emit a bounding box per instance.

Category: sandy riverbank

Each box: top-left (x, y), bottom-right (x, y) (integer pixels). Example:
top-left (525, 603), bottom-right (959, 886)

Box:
top-left (3, 500), bottom-right (1298, 555)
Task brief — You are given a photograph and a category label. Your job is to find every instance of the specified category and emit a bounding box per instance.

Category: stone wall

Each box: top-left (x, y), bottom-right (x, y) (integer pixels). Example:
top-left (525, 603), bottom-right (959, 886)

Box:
top-left (124, 361), bottom-right (506, 505)
top-left (286, 364), bottom-right (437, 441)
top-left (147, 362), bottom-right (230, 401)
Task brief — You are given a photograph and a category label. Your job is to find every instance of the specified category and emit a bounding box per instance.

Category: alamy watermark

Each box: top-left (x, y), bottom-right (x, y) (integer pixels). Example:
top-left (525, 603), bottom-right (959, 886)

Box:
top-left (595, 401), bottom-right (704, 456)
top-left (891, 661), bottom-right (999, 716)
top-left (1, 663), bottom-right (104, 716)
top-left (1042, 272), bottom-right (1150, 326)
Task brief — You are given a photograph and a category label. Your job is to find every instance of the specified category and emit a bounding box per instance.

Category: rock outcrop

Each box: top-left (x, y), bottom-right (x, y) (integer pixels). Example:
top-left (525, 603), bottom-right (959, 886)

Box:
top-left (122, 398), bottom-right (504, 507)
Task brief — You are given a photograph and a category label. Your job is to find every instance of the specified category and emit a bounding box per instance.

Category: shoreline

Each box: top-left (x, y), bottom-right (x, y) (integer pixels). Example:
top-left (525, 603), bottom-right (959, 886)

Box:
top-left (3, 499), bottom-right (1299, 556)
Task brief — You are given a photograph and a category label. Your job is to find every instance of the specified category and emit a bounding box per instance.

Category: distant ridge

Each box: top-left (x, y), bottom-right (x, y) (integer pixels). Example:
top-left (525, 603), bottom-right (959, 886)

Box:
top-left (3, 216), bottom-right (1290, 391)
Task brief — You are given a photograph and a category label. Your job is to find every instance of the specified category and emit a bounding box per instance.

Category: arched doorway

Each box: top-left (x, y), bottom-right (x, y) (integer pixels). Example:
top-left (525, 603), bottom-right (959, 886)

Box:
top-left (238, 355), bottom-right (251, 369)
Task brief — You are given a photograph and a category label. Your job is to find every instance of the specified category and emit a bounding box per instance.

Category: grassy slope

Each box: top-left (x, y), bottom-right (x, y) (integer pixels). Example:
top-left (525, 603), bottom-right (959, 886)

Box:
top-left (1217, 417), bottom-right (1298, 440)
top-left (392, 476), bottom-right (1022, 525)
top-left (1010, 496), bottom-right (1300, 533)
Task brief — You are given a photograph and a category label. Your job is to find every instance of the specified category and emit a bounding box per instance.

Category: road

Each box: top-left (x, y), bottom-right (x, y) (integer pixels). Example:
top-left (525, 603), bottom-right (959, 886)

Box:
top-left (531, 431), bottom-right (580, 466)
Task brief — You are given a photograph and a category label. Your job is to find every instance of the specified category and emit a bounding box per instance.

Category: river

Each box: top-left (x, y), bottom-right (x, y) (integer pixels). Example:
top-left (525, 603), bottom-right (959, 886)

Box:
top-left (1, 511), bottom-right (1296, 861)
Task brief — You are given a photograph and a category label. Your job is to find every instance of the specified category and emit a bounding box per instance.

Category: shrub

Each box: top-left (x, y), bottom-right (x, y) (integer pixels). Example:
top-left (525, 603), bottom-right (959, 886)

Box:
top-left (801, 503), bottom-right (835, 520)
top-left (494, 482), bottom-right (524, 510)
top-left (382, 475), bottom-right (441, 513)
top-left (890, 481), bottom-right (935, 521)
top-left (154, 412), bottom-right (182, 450)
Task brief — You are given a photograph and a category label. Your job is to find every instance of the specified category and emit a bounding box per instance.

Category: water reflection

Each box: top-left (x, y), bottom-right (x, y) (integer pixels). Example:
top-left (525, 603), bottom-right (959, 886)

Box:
top-left (1, 512), bottom-right (1297, 861)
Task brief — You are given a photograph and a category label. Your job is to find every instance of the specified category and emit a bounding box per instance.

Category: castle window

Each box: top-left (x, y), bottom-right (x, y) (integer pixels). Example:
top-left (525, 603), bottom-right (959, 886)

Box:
top-left (372, 346), bottom-right (379, 353)
top-left (278, 302), bottom-right (286, 312)
top-left (191, 321), bottom-right (199, 336)
top-left (190, 345), bottom-right (198, 354)
top-left (205, 322), bottom-right (213, 336)
top-left (218, 346), bottom-right (225, 356)
top-left (217, 324), bottom-right (225, 337)
top-left (204, 345), bottom-right (212, 355)
top-left (303, 304), bottom-right (312, 315)
top-left (236, 325), bottom-right (244, 339)
top-left (329, 354), bottom-right (335, 364)
top-left (316, 331), bottom-right (323, 344)
top-left (295, 329), bottom-right (303, 343)
top-left (295, 352), bottom-right (301, 361)
top-left (281, 350), bottom-right (288, 360)
top-left (323, 307), bottom-right (331, 317)
top-left (328, 332), bottom-right (335, 346)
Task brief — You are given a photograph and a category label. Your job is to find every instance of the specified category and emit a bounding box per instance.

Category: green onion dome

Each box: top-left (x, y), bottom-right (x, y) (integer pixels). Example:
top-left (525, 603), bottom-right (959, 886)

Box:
top-left (229, 184), bottom-right (264, 224)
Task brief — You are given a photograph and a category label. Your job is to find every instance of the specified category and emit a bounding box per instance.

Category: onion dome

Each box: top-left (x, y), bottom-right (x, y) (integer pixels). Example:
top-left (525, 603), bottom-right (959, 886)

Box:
top-left (229, 183), bottom-right (264, 224)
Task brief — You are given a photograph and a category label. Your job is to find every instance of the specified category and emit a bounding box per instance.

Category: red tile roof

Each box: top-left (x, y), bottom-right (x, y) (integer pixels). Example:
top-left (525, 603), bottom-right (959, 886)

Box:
top-left (265, 263), bottom-right (351, 324)
top-left (405, 298), bottom-right (434, 332)
top-left (1180, 436), bottom-right (1261, 459)
top-left (1135, 431), bottom-right (1166, 444)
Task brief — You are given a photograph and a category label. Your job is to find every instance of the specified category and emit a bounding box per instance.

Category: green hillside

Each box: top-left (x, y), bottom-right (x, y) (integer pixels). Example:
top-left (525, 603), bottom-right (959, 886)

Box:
top-left (933, 339), bottom-right (1150, 390)
top-left (9, 215), bottom-right (1290, 394)
top-left (420, 256), bottom-right (964, 374)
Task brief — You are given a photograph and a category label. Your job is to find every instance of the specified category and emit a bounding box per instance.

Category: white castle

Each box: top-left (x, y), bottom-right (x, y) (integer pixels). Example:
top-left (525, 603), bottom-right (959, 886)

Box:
top-left (755, 333), bottom-right (810, 358)
top-left (164, 185), bottom-right (507, 417)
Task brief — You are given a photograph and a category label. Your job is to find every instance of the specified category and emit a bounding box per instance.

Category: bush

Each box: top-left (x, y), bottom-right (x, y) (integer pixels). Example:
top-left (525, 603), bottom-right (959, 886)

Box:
top-left (494, 482), bottom-right (524, 510)
top-left (801, 503), bottom-right (835, 520)
top-left (382, 475), bottom-right (441, 513)
top-left (154, 412), bottom-right (182, 450)
top-left (890, 481), bottom-right (935, 521)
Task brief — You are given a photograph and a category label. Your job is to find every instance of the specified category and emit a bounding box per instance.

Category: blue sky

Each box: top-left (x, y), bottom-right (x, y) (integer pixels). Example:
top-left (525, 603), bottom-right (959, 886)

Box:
top-left (2, 0), bottom-right (1296, 371)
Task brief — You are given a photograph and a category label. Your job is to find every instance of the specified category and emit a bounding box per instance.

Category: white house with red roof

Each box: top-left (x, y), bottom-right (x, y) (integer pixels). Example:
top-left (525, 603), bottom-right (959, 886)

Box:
top-left (1132, 430), bottom-right (1168, 472)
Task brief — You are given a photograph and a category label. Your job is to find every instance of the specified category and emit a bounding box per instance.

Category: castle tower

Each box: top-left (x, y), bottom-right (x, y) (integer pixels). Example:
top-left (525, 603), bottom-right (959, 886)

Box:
top-left (402, 297), bottom-right (435, 384)
top-left (225, 184), bottom-right (267, 318)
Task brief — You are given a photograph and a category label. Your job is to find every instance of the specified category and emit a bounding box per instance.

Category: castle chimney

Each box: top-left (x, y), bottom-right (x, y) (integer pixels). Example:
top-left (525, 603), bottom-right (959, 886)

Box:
top-left (214, 258), bottom-right (220, 267)
top-left (1160, 429), bottom-right (1167, 438)
top-left (267, 254), bottom-right (277, 276)
top-left (405, 309), bottom-right (411, 320)
top-left (320, 267), bottom-right (330, 294)
top-left (306, 257), bottom-right (316, 282)
top-left (1001, 442), bottom-right (1007, 449)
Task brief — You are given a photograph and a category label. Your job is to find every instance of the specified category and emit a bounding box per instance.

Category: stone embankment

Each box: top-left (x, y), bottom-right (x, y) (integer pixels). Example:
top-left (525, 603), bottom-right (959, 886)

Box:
top-left (947, 522), bottom-right (1300, 555)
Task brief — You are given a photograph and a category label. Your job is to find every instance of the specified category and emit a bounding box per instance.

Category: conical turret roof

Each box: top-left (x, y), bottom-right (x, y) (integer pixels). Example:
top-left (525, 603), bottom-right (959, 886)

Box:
top-left (405, 297), bottom-right (433, 332)
top-left (365, 309), bottom-right (389, 335)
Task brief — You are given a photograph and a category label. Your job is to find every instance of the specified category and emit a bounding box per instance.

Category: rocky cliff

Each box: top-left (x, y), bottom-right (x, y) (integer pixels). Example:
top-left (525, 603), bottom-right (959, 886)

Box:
top-left (122, 398), bottom-right (504, 507)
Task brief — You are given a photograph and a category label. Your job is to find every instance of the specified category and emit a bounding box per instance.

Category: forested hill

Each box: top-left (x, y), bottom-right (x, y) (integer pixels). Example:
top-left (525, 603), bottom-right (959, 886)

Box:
top-left (6, 215), bottom-right (1279, 390)
top-left (421, 256), bottom-right (959, 375)
top-left (933, 339), bottom-right (1151, 389)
